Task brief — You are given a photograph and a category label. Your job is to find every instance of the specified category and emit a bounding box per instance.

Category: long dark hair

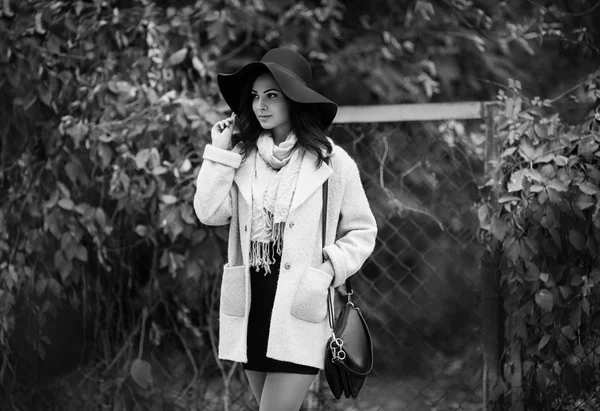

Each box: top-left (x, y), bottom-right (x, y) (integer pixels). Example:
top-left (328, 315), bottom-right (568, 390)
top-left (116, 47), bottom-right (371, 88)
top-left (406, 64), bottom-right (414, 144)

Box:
top-left (232, 69), bottom-right (332, 166)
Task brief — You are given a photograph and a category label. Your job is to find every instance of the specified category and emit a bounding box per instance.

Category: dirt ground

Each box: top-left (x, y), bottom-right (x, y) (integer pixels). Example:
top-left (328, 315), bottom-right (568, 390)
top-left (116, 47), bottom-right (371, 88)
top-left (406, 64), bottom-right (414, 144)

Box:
top-left (322, 373), bottom-right (483, 411)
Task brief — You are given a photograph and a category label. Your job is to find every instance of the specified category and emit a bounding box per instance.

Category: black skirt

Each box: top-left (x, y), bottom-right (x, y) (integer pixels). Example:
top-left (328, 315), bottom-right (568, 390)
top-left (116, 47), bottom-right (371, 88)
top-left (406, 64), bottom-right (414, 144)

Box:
top-left (243, 250), bottom-right (319, 375)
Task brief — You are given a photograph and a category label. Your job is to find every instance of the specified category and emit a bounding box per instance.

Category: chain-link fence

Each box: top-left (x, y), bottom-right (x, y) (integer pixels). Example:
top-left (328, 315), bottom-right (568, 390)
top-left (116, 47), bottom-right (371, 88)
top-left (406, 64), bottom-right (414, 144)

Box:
top-left (320, 120), bottom-right (486, 411)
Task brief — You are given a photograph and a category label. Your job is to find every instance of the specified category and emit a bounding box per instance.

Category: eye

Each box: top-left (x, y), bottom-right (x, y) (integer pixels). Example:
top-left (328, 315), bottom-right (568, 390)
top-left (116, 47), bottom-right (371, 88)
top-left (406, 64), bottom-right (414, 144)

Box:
top-left (268, 93), bottom-right (278, 99)
top-left (251, 94), bottom-right (258, 100)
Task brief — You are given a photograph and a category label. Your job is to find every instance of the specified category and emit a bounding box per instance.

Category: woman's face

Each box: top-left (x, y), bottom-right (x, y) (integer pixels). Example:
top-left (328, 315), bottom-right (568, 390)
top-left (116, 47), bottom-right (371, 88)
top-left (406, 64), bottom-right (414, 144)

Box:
top-left (251, 73), bottom-right (291, 140)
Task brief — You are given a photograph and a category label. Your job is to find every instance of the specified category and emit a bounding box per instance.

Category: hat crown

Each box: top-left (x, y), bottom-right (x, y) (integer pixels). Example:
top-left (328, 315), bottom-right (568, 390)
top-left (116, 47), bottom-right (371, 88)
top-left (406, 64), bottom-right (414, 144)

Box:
top-left (261, 48), bottom-right (312, 85)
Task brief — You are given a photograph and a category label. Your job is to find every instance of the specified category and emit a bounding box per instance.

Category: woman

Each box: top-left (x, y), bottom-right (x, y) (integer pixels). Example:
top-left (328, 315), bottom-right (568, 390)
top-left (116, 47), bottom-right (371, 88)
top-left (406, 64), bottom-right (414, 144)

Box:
top-left (194, 48), bottom-right (377, 410)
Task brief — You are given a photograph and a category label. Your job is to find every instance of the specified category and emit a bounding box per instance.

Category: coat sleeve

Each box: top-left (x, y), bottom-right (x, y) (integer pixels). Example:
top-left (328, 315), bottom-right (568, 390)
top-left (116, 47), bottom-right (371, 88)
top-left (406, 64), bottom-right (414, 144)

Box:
top-left (193, 144), bottom-right (242, 226)
top-left (323, 158), bottom-right (377, 288)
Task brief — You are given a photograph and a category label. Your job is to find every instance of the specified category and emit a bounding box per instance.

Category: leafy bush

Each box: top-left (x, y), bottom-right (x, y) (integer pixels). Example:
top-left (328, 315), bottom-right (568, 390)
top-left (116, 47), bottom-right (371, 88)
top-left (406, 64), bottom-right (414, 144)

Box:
top-left (479, 78), bottom-right (600, 410)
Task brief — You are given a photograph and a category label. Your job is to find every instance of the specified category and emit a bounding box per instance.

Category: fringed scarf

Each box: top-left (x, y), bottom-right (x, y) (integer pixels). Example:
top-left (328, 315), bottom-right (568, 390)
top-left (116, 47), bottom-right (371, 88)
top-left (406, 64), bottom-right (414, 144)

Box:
top-left (249, 131), bottom-right (303, 274)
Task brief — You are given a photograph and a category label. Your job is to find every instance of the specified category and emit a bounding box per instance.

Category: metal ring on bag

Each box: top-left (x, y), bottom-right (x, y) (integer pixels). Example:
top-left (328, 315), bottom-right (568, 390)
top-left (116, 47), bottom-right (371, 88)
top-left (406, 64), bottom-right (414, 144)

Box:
top-left (330, 338), bottom-right (343, 350)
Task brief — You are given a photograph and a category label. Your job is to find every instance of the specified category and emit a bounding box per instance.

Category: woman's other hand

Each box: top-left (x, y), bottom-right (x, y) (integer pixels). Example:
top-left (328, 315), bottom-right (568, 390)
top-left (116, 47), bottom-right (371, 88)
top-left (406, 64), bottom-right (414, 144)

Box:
top-left (211, 114), bottom-right (237, 150)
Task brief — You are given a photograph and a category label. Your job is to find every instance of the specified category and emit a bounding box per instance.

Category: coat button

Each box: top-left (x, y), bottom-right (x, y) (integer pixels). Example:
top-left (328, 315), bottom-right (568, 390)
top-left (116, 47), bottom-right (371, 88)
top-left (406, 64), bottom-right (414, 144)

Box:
top-left (284, 262), bottom-right (291, 270)
top-left (244, 225), bottom-right (248, 232)
top-left (288, 221), bottom-right (295, 228)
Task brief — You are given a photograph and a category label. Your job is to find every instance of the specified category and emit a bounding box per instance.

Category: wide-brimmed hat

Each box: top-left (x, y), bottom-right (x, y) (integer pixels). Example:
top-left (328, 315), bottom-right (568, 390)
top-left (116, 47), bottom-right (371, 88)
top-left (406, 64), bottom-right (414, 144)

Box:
top-left (217, 48), bottom-right (338, 127)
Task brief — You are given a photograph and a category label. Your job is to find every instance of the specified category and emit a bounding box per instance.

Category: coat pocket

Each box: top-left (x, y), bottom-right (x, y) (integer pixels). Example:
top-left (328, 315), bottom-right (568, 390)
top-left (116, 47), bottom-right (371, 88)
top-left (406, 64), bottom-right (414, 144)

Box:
top-left (220, 265), bottom-right (246, 317)
top-left (290, 267), bottom-right (332, 323)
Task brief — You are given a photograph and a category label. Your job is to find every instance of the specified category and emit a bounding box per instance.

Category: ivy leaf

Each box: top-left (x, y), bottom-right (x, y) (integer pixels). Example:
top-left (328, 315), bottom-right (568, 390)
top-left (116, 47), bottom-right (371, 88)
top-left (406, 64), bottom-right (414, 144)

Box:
top-left (505, 238), bottom-right (521, 263)
top-left (533, 123), bottom-right (548, 139)
top-left (180, 203), bottom-right (197, 225)
top-left (152, 166), bottom-right (168, 176)
top-left (533, 152), bottom-right (554, 164)
top-left (594, 203), bottom-right (600, 230)
top-left (586, 165), bottom-right (600, 182)
top-left (135, 149), bottom-right (150, 169)
top-left (160, 194), bottom-right (178, 204)
top-left (490, 216), bottom-right (509, 241)
top-left (549, 228), bottom-right (561, 250)
top-left (591, 270), bottom-right (600, 286)
top-left (58, 198), bottom-right (74, 210)
top-left (578, 137), bottom-right (598, 155)
top-left (107, 80), bottom-right (133, 95)
top-left (37, 83), bottom-right (53, 108)
top-left (523, 169), bottom-right (544, 182)
top-left (48, 278), bottom-right (61, 297)
top-left (498, 196), bottom-right (520, 203)
top-left (535, 289), bottom-right (554, 312)
top-left (64, 239), bottom-right (77, 261)
top-left (54, 251), bottom-right (72, 281)
top-left (536, 365), bottom-right (552, 392)
top-left (546, 187), bottom-right (563, 204)
top-left (553, 155), bottom-right (568, 166)
top-left (185, 260), bottom-right (202, 280)
top-left (478, 204), bottom-right (490, 229)
top-left (525, 261), bottom-right (540, 282)
top-left (574, 194), bottom-right (595, 210)
top-left (568, 229), bottom-right (586, 250)
top-left (507, 170), bottom-right (525, 192)
top-left (518, 140), bottom-right (536, 161)
top-left (530, 184), bottom-right (544, 193)
top-left (561, 325), bottom-right (576, 340)
top-left (75, 245), bottom-right (88, 262)
top-left (570, 303), bottom-right (582, 329)
top-left (179, 158), bottom-right (192, 173)
top-left (65, 122), bottom-right (89, 149)
top-left (582, 297), bottom-right (590, 315)
top-left (130, 359), bottom-right (153, 389)
top-left (148, 148), bottom-right (161, 169)
top-left (98, 142), bottom-right (112, 169)
top-left (577, 181), bottom-right (599, 195)
top-left (546, 179), bottom-right (569, 192)
top-left (95, 208), bottom-right (112, 235)
top-left (135, 225), bottom-right (148, 236)
top-left (538, 334), bottom-right (551, 351)
top-left (168, 48), bottom-right (188, 66)
top-left (208, 20), bottom-right (228, 48)
top-left (35, 278), bottom-right (47, 296)
top-left (559, 286), bottom-right (572, 299)
top-left (65, 162), bottom-right (79, 185)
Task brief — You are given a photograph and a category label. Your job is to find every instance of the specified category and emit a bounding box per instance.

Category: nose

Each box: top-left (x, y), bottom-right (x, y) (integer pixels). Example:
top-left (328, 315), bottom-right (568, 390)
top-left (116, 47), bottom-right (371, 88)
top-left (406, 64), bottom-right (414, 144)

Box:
top-left (256, 96), bottom-right (267, 111)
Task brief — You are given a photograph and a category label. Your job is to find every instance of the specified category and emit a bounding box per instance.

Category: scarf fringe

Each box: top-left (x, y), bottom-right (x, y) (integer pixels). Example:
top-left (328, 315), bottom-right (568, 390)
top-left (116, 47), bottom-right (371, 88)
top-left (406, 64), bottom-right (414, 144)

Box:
top-left (249, 234), bottom-right (283, 275)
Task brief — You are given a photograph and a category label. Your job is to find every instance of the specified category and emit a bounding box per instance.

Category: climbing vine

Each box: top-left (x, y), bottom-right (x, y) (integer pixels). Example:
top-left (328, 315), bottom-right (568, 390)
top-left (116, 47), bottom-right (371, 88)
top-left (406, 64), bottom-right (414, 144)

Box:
top-left (479, 77), bottom-right (600, 410)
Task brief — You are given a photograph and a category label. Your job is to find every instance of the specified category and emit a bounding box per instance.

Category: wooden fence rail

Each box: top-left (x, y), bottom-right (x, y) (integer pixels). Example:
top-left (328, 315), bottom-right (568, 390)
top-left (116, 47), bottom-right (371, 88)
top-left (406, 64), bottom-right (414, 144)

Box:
top-left (332, 101), bottom-right (493, 123)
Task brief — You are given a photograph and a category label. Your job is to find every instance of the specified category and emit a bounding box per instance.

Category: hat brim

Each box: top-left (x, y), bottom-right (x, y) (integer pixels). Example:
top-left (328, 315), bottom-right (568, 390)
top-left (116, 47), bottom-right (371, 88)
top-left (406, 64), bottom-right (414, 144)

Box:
top-left (217, 62), bottom-right (338, 127)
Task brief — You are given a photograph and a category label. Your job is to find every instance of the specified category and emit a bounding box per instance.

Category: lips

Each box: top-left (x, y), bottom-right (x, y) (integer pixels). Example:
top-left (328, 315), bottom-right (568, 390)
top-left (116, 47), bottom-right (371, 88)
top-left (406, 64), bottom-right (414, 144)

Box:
top-left (258, 115), bottom-right (271, 120)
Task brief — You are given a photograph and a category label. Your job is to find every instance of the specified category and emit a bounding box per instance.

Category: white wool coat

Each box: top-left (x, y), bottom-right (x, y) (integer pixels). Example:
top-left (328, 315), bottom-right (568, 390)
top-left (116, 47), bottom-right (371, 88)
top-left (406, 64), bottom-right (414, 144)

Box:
top-left (193, 142), bottom-right (377, 369)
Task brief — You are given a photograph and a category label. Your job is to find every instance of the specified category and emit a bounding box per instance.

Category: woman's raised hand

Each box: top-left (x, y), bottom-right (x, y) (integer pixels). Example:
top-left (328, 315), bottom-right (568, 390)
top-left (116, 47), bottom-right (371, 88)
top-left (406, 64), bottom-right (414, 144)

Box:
top-left (211, 114), bottom-right (237, 150)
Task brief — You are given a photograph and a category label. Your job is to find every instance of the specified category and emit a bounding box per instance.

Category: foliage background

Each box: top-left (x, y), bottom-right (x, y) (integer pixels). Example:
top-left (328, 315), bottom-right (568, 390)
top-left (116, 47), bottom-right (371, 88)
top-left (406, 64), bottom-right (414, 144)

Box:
top-left (0, 0), bottom-right (599, 409)
top-left (479, 80), bottom-right (600, 410)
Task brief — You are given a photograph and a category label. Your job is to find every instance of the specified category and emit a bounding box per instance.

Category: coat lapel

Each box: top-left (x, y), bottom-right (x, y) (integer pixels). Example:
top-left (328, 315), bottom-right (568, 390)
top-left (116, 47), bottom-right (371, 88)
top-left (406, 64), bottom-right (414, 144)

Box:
top-left (233, 150), bottom-right (256, 206)
top-left (290, 151), bottom-right (332, 211)
top-left (233, 149), bottom-right (333, 211)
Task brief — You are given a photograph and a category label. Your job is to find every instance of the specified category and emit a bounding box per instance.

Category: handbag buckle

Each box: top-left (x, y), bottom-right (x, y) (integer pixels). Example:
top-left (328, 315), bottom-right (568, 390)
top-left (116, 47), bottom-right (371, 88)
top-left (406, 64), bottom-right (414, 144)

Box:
top-left (330, 337), bottom-right (346, 362)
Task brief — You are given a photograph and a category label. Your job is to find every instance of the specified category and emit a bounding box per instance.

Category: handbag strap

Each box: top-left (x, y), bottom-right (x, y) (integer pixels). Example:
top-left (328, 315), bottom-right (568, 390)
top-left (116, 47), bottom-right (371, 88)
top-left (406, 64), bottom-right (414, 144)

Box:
top-left (323, 180), bottom-right (353, 333)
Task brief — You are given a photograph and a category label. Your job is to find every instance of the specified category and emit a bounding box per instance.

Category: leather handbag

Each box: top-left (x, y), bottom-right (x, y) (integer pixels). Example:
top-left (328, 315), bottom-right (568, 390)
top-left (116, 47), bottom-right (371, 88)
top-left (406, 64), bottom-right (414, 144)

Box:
top-left (321, 180), bottom-right (374, 399)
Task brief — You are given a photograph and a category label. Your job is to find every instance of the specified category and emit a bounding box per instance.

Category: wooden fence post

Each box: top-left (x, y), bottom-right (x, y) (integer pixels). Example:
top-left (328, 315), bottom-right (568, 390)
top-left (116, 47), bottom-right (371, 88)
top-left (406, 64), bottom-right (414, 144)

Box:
top-left (481, 102), bottom-right (504, 410)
